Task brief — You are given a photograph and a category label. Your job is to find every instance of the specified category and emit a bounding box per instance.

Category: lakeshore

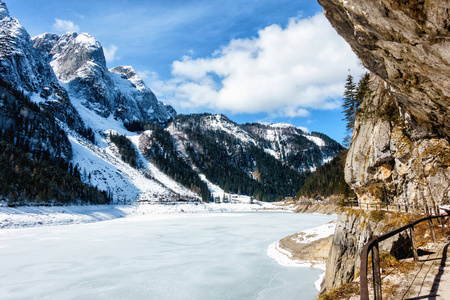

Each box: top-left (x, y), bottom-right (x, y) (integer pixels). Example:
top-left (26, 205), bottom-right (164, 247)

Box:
top-left (267, 204), bottom-right (338, 291)
top-left (0, 202), bottom-right (275, 229)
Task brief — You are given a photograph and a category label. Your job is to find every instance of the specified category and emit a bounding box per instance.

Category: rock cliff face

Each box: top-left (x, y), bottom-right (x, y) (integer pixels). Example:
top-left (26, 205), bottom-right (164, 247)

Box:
top-left (33, 32), bottom-right (176, 124)
top-left (318, 0), bottom-right (450, 208)
top-left (0, 3), bottom-right (55, 93)
top-left (317, 0), bottom-right (450, 294)
top-left (321, 210), bottom-right (413, 293)
top-left (0, 1), bottom-right (86, 134)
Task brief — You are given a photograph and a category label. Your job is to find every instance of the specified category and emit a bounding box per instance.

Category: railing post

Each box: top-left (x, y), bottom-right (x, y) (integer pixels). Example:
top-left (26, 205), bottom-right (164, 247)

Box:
top-left (372, 236), bottom-right (382, 300)
top-left (360, 243), bottom-right (370, 300)
top-left (410, 224), bottom-right (419, 262)
top-left (428, 218), bottom-right (436, 243)
top-left (443, 217), bottom-right (446, 235)
top-left (437, 210), bottom-right (446, 236)
top-left (447, 215), bottom-right (450, 234)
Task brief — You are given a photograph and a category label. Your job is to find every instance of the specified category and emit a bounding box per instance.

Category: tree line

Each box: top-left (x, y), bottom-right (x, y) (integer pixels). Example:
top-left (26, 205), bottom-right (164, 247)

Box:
top-left (296, 151), bottom-right (355, 199)
top-left (342, 73), bottom-right (370, 147)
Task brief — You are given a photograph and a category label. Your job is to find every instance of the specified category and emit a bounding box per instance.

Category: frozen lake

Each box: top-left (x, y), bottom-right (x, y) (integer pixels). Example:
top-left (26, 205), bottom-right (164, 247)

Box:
top-left (0, 211), bottom-right (334, 300)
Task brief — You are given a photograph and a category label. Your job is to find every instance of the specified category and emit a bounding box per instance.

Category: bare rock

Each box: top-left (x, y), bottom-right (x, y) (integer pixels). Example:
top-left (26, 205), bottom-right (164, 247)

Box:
top-left (319, 0), bottom-right (450, 137)
top-left (318, 0), bottom-right (450, 208)
top-left (318, 0), bottom-right (450, 294)
top-left (279, 234), bottom-right (332, 264)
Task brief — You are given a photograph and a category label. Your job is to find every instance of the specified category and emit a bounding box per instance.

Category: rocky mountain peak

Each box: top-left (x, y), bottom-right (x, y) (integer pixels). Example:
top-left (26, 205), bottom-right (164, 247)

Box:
top-left (110, 66), bottom-right (147, 92)
top-left (49, 32), bottom-right (107, 82)
top-left (0, 1), bottom-right (9, 20)
top-left (0, 4), bottom-right (56, 93)
top-left (32, 33), bottom-right (60, 54)
top-left (33, 30), bottom-right (175, 124)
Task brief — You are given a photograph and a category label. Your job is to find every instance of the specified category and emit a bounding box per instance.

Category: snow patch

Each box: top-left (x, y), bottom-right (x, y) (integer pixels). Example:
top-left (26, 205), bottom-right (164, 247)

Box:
top-left (270, 123), bottom-right (295, 129)
top-left (291, 221), bottom-right (336, 244)
top-left (304, 135), bottom-right (325, 147)
top-left (263, 148), bottom-right (279, 159)
top-left (75, 33), bottom-right (97, 47)
top-left (267, 241), bottom-right (325, 269)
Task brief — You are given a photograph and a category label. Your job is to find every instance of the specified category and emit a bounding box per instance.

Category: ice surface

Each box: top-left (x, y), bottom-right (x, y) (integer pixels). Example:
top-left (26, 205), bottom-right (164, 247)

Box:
top-left (0, 212), bottom-right (334, 300)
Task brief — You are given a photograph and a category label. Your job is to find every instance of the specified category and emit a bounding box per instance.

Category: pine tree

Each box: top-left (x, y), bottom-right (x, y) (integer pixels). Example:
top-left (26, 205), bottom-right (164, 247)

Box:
top-left (355, 73), bottom-right (370, 108)
top-left (342, 74), bottom-right (356, 147)
top-left (341, 73), bottom-right (370, 148)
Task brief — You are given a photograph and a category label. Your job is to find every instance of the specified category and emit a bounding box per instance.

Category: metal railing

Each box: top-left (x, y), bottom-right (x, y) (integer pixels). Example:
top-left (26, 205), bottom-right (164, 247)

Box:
top-left (360, 214), bottom-right (449, 300)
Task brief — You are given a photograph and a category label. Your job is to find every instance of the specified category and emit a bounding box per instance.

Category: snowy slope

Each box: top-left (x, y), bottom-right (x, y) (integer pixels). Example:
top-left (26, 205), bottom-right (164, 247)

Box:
top-left (262, 123), bottom-right (326, 157)
top-left (55, 109), bottom-right (198, 204)
top-left (206, 114), bottom-right (256, 145)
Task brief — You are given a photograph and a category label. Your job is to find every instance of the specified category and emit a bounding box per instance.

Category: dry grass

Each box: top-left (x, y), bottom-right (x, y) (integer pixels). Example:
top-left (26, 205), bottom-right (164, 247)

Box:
top-left (369, 210), bottom-right (387, 222)
top-left (381, 213), bottom-right (418, 232)
top-left (380, 252), bottom-right (398, 269)
top-left (318, 282), bottom-right (360, 300)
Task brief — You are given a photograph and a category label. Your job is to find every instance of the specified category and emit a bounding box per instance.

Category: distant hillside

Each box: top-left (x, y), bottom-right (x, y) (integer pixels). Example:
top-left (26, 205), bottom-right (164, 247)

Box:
top-left (162, 114), bottom-right (342, 202)
top-left (296, 151), bottom-right (354, 199)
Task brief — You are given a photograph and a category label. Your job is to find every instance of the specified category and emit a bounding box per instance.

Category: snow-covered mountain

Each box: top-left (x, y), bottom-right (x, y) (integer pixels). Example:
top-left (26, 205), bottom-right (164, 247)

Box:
top-left (0, 3), bottom-right (55, 93)
top-left (0, 1), bottom-right (342, 204)
top-left (33, 32), bottom-right (176, 124)
top-left (165, 114), bottom-right (342, 201)
top-left (0, 4), bottom-right (93, 136)
top-left (0, 2), bottom-right (184, 204)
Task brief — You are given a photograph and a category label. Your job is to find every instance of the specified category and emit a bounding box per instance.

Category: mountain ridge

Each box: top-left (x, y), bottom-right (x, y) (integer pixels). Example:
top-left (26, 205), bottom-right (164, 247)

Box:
top-left (0, 1), bottom-right (343, 204)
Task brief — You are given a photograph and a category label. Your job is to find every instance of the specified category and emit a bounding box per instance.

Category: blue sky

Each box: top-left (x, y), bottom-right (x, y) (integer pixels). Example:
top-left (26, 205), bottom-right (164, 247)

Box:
top-left (6, 0), bottom-right (365, 143)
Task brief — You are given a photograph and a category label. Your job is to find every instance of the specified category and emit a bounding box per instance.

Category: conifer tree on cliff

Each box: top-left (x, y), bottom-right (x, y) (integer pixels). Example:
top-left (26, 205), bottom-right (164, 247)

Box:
top-left (342, 73), bottom-right (370, 148)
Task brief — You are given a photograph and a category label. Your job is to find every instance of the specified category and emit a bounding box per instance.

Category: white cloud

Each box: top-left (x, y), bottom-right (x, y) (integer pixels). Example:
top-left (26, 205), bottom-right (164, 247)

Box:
top-left (103, 45), bottom-right (118, 63)
top-left (152, 13), bottom-right (365, 117)
top-left (53, 18), bottom-right (80, 33)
